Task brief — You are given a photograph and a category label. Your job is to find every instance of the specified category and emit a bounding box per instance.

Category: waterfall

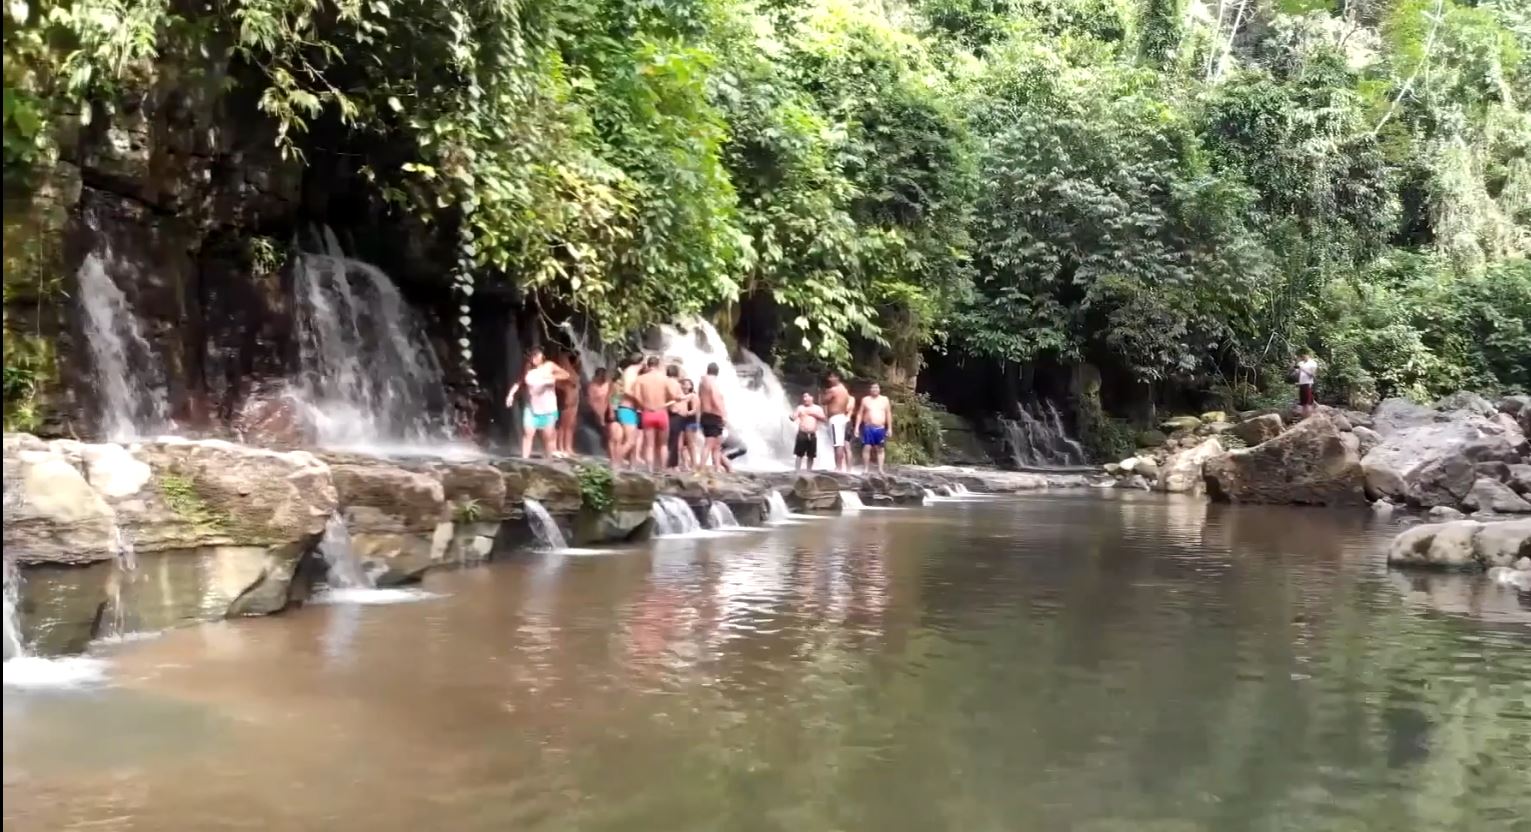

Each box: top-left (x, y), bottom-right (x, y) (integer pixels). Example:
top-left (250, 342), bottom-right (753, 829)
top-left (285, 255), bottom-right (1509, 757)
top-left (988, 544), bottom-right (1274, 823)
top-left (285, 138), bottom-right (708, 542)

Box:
top-left (523, 498), bottom-right (569, 551)
top-left (838, 491), bottom-right (865, 512)
top-left (318, 513), bottom-right (374, 589)
top-left (1000, 401), bottom-right (1087, 468)
top-left (923, 488), bottom-right (937, 504)
top-left (77, 251), bottom-right (168, 440)
top-left (951, 482), bottom-right (971, 496)
top-left (292, 227), bottom-right (452, 449)
top-left (558, 321), bottom-right (612, 382)
top-left (706, 501), bottom-right (740, 529)
top-left (98, 524), bottom-right (139, 640)
top-left (3, 558), bottom-right (23, 661)
top-left (766, 491), bottom-right (791, 523)
top-left (658, 320), bottom-right (800, 469)
top-left (650, 495), bottom-right (701, 536)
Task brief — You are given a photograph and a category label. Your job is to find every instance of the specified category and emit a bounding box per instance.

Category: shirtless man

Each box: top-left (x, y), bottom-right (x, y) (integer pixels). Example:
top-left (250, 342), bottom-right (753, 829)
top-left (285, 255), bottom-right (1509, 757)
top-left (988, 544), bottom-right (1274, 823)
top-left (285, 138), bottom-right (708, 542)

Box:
top-left (853, 382), bottom-right (892, 473)
top-left (614, 354), bottom-right (644, 467)
top-left (790, 392), bottom-right (826, 471)
top-left (822, 372), bottom-right (854, 472)
top-left (630, 355), bottom-right (680, 472)
top-left (698, 362), bottom-right (730, 471)
top-left (504, 347), bottom-right (572, 459)
top-left (552, 350), bottom-right (580, 455)
top-left (586, 368), bottom-right (616, 460)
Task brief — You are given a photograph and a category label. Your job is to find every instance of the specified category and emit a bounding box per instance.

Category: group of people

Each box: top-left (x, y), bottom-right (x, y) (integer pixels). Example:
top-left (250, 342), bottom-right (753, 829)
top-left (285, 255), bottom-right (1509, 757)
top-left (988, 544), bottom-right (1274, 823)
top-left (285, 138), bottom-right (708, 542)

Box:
top-left (789, 373), bottom-right (894, 473)
top-left (506, 348), bottom-right (895, 473)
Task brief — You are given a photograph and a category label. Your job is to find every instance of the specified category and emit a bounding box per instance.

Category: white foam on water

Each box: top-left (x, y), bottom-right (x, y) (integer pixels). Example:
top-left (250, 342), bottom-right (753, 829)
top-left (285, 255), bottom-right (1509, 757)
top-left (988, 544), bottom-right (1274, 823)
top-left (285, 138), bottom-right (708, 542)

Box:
top-left (838, 491), bottom-right (865, 512)
top-left (706, 501), bottom-right (741, 529)
top-left (312, 588), bottom-right (444, 606)
top-left (765, 491), bottom-right (792, 524)
top-left (651, 495), bottom-right (704, 537)
top-left (3, 656), bottom-right (110, 689)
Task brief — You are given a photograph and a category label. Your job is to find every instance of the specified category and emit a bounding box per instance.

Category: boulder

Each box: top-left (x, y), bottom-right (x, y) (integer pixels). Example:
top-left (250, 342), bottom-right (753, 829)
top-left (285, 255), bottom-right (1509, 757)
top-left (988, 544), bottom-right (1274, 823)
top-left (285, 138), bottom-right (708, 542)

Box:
top-left (1161, 416), bottom-right (1202, 432)
top-left (1351, 425), bottom-right (1382, 456)
top-left (497, 458), bottom-right (583, 515)
top-left (432, 461), bottom-right (508, 521)
top-left (1199, 411), bottom-right (1227, 424)
top-left (1117, 474), bottom-right (1151, 491)
top-left (1462, 478), bottom-right (1531, 514)
top-left (1362, 399), bottom-right (1524, 507)
top-left (1136, 429), bottom-right (1168, 448)
top-left (81, 443), bottom-right (152, 498)
top-left (1156, 437), bottom-right (1224, 495)
top-left (1434, 391), bottom-right (1498, 418)
top-left (1232, 413), bottom-right (1283, 446)
top-left (324, 456), bottom-right (449, 585)
top-left (1388, 518), bottom-right (1531, 571)
top-left (1134, 458), bottom-right (1160, 481)
top-left (1427, 505), bottom-right (1467, 521)
top-left (1103, 463), bottom-right (1121, 475)
top-left (1371, 499), bottom-right (1395, 517)
top-left (1509, 464), bottom-right (1531, 496)
top-left (1204, 414), bottom-right (1367, 506)
top-left (1343, 410), bottom-right (1375, 430)
top-left (1500, 395), bottom-right (1531, 417)
top-left (1475, 461), bottom-right (1512, 483)
top-left (4, 446), bottom-right (119, 564)
top-left (1205, 421), bottom-right (1237, 435)
top-left (1118, 457), bottom-right (1141, 473)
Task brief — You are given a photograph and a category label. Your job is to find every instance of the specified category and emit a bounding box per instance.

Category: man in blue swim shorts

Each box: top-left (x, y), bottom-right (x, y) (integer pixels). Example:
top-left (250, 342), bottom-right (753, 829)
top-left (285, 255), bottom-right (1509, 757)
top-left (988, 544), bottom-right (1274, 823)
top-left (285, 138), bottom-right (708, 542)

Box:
top-left (852, 381), bottom-right (892, 474)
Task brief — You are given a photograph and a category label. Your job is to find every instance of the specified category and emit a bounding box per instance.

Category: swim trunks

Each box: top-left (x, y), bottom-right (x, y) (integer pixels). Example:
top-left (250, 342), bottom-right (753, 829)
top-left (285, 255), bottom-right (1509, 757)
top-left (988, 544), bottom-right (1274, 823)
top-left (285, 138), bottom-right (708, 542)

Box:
top-left (640, 409), bottom-right (667, 431)
top-left (523, 409), bottom-right (558, 431)
top-left (794, 431), bottom-right (817, 460)
top-left (616, 406), bottom-right (639, 427)
top-left (1297, 384), bottom-right (1315, 407)
top-left (700, 413), bottom-right (725, 438)
top-left (827, 413), bottom-right (850, 447)
top-left (860, 424), bottom-right (887, 447)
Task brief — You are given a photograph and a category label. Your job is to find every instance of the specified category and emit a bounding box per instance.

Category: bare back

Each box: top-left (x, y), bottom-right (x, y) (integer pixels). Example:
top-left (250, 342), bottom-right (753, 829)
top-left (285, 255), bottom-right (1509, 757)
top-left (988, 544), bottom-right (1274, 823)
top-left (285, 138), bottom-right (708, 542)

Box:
top-left (631, 371), bottom-right (672, 411)
top-left (699, 376), bottom-right (726, 417)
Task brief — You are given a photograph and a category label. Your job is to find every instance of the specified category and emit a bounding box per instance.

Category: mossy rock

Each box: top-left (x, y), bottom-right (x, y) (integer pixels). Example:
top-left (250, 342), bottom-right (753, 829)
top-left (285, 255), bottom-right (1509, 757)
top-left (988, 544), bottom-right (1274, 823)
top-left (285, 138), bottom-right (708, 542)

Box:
top-left (1136, 429), bottom-right (1168, 448)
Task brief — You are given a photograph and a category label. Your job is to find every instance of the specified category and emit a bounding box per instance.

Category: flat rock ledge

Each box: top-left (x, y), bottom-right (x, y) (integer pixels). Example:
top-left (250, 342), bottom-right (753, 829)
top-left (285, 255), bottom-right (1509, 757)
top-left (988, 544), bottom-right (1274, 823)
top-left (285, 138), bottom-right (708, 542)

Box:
top-left (3, 434), bottom-right (1095, 656)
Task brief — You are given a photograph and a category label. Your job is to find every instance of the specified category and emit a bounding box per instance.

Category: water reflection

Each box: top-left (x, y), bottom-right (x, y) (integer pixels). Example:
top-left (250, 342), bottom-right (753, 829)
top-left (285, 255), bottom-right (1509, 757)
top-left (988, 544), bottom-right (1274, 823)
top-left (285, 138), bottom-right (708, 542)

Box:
top-left (4, 494), bottom-right (1529, 832)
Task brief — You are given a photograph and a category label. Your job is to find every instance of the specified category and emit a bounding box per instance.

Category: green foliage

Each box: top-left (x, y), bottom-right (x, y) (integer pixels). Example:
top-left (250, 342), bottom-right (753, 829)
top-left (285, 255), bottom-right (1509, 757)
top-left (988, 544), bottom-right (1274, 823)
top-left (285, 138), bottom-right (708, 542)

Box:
top-left (575, 462), bottom-right (615, 513)
top-left (2, 326), bottom-right (54, 433)
top-left (883, 387), bottom-right (945, 466)
top-left (453, 498), bottom-right (484, 524)
top-left (1075, 391), bottom-right (1135, 463)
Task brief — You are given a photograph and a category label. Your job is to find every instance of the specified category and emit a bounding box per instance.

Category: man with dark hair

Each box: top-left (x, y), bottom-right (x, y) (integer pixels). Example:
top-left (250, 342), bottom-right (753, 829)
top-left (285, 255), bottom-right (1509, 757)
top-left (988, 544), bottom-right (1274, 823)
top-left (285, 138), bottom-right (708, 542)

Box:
top-left (630, 355), bottom-right (677, 472)
top-left (791, 392), bottom-right (826, 471)
top-left (613, 354), bottom-right (644, 467)
top-left (1294, 349), bottom-right (1319, 419)
top-left (823, 371), bottom-right (853, 472)
top-left (587, 367), bottom-right (616, 460)
top-left (853, 381), bottom-right (892, 473)
top-left (698, 362), bottom-right (730, 470)
top-left (665, 363), bottom-right (697, 469)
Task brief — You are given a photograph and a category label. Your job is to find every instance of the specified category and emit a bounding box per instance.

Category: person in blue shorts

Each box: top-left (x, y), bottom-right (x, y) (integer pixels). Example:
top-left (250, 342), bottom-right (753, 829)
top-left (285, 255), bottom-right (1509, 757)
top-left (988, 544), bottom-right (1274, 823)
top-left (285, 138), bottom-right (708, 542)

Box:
top-left (852, 381), bottom-right (893, 474)
top-left (505, 347), bottom-right (572, 459)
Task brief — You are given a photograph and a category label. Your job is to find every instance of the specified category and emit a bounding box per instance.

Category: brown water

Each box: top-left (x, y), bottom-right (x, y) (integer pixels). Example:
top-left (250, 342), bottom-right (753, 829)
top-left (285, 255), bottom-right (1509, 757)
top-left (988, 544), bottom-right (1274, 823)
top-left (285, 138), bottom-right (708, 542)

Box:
top-left (5, 493), bottom-right (1530, 832)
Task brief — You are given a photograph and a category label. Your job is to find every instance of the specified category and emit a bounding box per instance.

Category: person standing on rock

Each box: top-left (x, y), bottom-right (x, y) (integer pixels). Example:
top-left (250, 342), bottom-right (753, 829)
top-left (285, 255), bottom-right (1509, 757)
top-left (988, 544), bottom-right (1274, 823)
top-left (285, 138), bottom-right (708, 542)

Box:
top-left (586, 367), bottom-right (618, 461)
top-left (505, 346), bottom-right (571, 460)
top-left (853, 382), bottom-right (892, 474)
top-left (1294, 350), bottom-right (1320, 419)
top-left (614, 354), bottom-right (644, 467)
top-left (553, 349), bottom-right (581, 456)
top-left (823, 372), bottom-right (854, 473)
top-left (791, 392), bottom-right (827, 471)
top-left (699, 362), bottom-right (731, 472)
top-left (665, 364), bottom-right (698, 470)
top-left (631, 355), bottom-right (679, 473)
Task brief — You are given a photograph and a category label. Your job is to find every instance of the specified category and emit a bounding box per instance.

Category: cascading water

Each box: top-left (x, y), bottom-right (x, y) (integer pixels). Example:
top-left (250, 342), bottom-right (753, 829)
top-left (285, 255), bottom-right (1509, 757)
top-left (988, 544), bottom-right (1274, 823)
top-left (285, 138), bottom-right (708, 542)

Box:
top-left (292, 227), bottom-right (453, 449)
top-left (558, 321), bottom-right (612, 383)
top-left (318, 513), bottom-right (374, 589)
top-left (524, 498), bottom-right (569, 551)
top-left (658, 320), bottom-right (800, 469)
top-left (98, 524), bottom-right (140, 640)
top-left (766, 492), bottom-right (791, 523)
top-left (1000, 401), bottom-right (1087, 468)
top-left (706, 501), bottom-right (740, 529)
top-left (77, 251), bottom-right (168, 440)
top-left (923, 488), bottom-right (937, 504)
top-left (951, 483), bottom-right (971, 496)
top-left (3, 557), bottom-right (23, 661)
top-left (650, 495), bottom-right (701, 536)
top-left (838, 491), bottom-right (865, 512)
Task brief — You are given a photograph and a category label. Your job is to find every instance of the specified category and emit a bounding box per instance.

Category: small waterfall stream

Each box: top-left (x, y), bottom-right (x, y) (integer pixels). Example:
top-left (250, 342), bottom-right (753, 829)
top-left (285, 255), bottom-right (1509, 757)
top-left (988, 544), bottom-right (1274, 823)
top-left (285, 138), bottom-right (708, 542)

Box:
top-left (658, 320), bottom-right (799, 468)
top-left (3, 558), bottom-right (23, 661)
top-left (838, 491), bottom-right (865, 512)
top-left (524, 499), bottom-right (569, 551)
top-left (650, 496), bottom-right (702, 536)
top-left (1001, 401), bottom-right (1087, 468)
top-left (705, 501), bottom-right (740, 529)
top-left (293, 227), bottom-right (452, 449)
top-left (766, 492), bottom-right (791, 523)
top-left (77, 251), bottom-right (168, 440)
top-left (318, 513), bottom-right (374, 589)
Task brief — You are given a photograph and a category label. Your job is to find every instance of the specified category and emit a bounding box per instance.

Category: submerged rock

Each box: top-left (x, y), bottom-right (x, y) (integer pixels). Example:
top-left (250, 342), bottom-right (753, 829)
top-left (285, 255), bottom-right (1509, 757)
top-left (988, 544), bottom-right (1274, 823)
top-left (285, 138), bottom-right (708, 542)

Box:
top-left (1204, 414), bottom-right (1366, 506)
top-left (1388, 518), bottom-right (1531, 571)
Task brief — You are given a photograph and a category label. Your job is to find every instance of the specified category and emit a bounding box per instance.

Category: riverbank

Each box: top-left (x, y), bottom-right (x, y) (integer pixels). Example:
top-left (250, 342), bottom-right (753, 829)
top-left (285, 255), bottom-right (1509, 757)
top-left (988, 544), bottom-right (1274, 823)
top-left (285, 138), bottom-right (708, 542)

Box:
top-left (2, 432), bottom-right (1102, 656)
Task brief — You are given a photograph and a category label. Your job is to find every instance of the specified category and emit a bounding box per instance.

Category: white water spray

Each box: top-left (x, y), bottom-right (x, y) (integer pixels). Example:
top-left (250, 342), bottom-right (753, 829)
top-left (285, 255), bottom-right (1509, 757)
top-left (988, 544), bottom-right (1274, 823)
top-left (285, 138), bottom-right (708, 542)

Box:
top-left (923, 488), bottom-right (937, 504)
top-left (1001, 401), bottom-right (1087, 467)
top-left (77, 251), bottom-right (168, 440)
top-left (838, 491), bottom-right (865, 512)
top-left (523, 498), bottom-right (569, 551)
top-left (3, 559), bottom-right (109, 688)
top-left (951, 482), bottom-right (971, 496)
top-left (766, 492), bottom-right (791, 523)
top-left (650, 495), bottom-right (702, 536)
top-left (706, 501), bottom-right (740, 529)
top-left (292, 227), bottom-right (453, 449)
top-left (318, 513), bottom-right (374, 589)
top-left (3, 558), bottom-right (23, 661)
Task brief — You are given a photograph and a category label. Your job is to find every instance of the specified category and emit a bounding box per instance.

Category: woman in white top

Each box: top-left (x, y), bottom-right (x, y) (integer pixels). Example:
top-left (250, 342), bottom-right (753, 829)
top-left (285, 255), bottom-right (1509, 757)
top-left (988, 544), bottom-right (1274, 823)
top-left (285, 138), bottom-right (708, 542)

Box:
top-left (505, 347), bottom-right (572, 458)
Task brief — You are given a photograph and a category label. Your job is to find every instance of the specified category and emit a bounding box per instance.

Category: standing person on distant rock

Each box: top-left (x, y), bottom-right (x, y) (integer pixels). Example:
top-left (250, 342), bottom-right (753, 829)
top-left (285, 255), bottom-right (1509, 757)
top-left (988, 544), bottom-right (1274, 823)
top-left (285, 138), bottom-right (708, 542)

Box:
top-left (587, 367), bottom-right (618, 461)
top-left (823, 372), bottom-right (854, 473)
top-left (853, 382), bottom-right (892, 473)
top-left (665, 364), bottom-right (696, 470)
top-left (553, 350), bottom-right (580, 456)
top-left (505, 347), bottom-right (571, 459)
top-left (1293, 349), bottom-right (1320, 419)
top-left (631, 355), bottom-right (679, 473)
top-left (677, 378), bottom-right (702, 470)
top-left (791, 392), bottom-right (826, 471)
top-left (614, 354), bottom-right (644, 467)
top-left (698, 362), bottom-right (731, 472)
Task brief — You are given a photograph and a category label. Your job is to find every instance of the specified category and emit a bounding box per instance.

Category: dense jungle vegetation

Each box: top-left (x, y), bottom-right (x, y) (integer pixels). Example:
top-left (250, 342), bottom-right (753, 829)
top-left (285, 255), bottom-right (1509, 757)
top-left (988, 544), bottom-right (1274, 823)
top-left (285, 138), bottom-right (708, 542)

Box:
top-left (5, 0), bottom-right (1529, 416)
